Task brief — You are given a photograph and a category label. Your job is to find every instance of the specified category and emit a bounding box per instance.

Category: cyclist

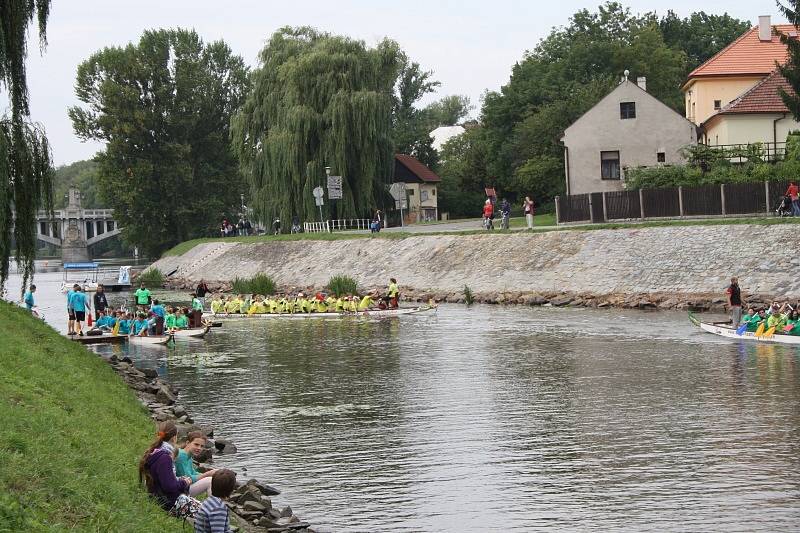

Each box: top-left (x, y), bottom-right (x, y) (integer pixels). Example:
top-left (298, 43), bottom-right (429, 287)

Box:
top-left (482, 199), bottom-right (494, 230)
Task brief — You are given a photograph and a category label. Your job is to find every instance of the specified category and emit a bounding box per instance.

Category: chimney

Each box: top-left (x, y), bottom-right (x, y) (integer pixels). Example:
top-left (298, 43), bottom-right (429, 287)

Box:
top-left (759, 15), bottom-right (772, 42)
top-left (636, 76), bottom-right (647, 92)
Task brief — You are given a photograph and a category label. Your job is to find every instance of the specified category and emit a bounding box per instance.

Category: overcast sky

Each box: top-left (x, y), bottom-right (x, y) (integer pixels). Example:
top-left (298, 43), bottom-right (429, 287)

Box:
top-left (16, 0), bottom-right (785, 165)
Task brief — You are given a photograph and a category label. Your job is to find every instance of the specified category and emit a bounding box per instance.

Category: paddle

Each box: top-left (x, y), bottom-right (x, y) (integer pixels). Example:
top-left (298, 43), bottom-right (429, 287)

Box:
top-left (111, 320), bottom-right (120, 336)
top-left (736, 323), bottom-right (747, 335)
top-left (754, 323), bottom-right (765, 337)
top-left (763, 326), bottom-right (776, 339)
top-left (784, 324), bottom-right (795, 333)
top-left (688, 312), bottom-right (700, 327)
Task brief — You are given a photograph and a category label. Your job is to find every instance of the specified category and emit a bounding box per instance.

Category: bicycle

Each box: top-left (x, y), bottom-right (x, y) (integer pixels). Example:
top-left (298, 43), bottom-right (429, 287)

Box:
top-left (483, 216), bottom-right (494, 230)
top-left (500, 211), bottom-right (510, 230)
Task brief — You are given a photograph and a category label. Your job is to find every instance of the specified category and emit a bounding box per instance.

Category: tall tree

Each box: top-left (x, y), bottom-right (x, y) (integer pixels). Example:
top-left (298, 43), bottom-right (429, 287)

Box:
top-left (659, 11), bottom-right (751, 71)
top-left (70, 29), bottom-right (249, 256)
top-left (779, 1), bottom-right (800, 120)
top-left (391, 59), bottom-right (440, 168)
top-left (231, 27), bottom-right (403, 225)
top-left (425, 95), bottom-right (472, 127)
top-left (0, 1), bottom-right (54, 291)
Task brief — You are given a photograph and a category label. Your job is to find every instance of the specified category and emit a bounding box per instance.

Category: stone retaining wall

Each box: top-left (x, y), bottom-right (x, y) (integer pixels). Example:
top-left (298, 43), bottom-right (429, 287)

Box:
top-left (151, 225), bottom-right (800, 308)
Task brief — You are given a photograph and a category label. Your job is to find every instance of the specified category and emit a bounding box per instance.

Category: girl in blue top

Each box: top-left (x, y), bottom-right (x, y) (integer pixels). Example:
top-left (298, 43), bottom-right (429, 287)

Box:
top-left (117, 313), bottom-right (132, 335)
top-left (131, 313), bottom-right (149, 336)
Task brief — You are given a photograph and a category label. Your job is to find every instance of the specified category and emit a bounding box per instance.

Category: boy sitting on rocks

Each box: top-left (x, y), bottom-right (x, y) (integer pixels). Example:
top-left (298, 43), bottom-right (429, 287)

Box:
top-left (194, 469), bottom-right (236, 533)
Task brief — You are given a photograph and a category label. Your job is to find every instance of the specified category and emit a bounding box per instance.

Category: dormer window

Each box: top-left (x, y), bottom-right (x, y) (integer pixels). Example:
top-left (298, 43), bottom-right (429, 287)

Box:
top-left (714, 100), bottom-right (721, 110)
top-left (620, 102), bottom-right (636, 119)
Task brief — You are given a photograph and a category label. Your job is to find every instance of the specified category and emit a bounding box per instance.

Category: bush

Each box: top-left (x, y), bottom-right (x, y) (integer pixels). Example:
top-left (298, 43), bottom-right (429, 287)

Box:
top-left (231, 273), bottom-right (276, 295)
top-left (327, 275), bottom-right (358, 297)
top-left (463, 285), bottom-right (474, 305)
top-left (136, 267), bottom-right (164, 288)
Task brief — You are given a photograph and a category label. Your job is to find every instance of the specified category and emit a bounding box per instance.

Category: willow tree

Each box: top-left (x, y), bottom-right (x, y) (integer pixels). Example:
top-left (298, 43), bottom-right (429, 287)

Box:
top-left (0, 1), bottom-right (54, 291)
top-left (231, 27), bottom-right (402, 225)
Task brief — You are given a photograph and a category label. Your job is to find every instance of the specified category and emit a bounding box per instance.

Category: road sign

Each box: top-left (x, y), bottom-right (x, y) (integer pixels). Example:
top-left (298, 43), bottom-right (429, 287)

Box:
top-left (389, 182), bottom-right (406, 201)
top-left (315, 196), bottom-right (324, 206)
top-left (312, 186), bottom-right (324, 199)
top-left (395, 198), bottom-right (407, 210)
top-left (327, 175), bottom-right (342, 189)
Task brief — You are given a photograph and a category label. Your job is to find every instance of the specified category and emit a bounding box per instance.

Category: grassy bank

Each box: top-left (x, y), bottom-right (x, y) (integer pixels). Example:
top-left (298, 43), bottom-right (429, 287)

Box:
top-left (0, 301), bottom-right (181, 532)
top-left (162, 215), bottom-right (800, 258)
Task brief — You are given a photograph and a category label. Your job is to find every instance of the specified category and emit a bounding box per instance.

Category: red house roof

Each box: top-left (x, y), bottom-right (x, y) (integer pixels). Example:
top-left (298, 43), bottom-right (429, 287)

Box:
top-left (686, 24), bottom-right (795, 83)
top-left (394, 154), bottom-right (441, 183)
top-left (722, 70), bottom-right (793, 114)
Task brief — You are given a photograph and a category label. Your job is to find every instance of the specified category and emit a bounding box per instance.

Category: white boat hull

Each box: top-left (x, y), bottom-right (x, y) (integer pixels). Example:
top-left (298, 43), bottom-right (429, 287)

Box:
top-left (172, 326), bottom-right (210, 338)
top-left (128, 334), bottom-right (174, 345)
top-left (210, 305), bottom-right (437, 320)
top-left (699, 322), bottom-right (800, 345)
top-left (60, 282), bottom-right (98, 293)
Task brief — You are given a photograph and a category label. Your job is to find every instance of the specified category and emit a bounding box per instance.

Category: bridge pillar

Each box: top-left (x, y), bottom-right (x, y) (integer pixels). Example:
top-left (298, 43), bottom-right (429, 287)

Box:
top-left (62, 186), bottom-right (89, 263)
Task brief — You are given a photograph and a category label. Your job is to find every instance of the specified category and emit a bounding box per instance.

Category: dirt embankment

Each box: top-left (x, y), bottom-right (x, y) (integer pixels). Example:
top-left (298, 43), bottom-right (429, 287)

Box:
top-left (151, 225), bottom-right (800, 311)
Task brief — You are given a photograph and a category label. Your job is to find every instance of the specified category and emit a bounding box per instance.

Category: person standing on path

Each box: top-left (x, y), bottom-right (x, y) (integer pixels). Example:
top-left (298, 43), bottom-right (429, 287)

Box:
top-left (66, 283), bottom-right (78, 335)
top-left (726, 277), bottom-right (743, 328)
top-left (93, 284), bottom-right (108, 319)
top-left (523, 196), bottom-right (535, 229)
top-left (787, 182), bottom-right (800, 216)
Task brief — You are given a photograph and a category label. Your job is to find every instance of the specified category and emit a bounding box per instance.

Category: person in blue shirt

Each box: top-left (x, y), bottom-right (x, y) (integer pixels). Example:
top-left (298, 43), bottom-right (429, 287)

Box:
top-left (150, 299), bottom-right (166, 335)
top-left (66, 284), bottom-right (79, 335)
top-left (95, 310), bottom-right (117, 331)
top-left (117, 312), bottom-right (133, 335)
top-left (131, 313), bottom-right (149, 336)
top-left (23, 285), bottom-right (36, 313)
top-left (69, 287), bottom-right (90, 337)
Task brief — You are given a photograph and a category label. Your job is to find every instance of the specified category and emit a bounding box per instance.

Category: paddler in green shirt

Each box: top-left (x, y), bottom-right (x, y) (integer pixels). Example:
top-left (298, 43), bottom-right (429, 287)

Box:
top-left (165, 307), bottom-right (177, 331)
top-left (174, 309), bottom-right (189, 329)
top-left (746, 309), bottom-right (766, 332)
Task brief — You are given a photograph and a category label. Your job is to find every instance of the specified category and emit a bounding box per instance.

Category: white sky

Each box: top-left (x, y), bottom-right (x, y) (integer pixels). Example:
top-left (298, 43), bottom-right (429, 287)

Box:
top-left (16, 0), bottom-right (785, 165)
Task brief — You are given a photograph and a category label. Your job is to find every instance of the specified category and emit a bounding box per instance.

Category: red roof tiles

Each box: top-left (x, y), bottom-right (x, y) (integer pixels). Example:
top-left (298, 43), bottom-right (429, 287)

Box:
top-left (687, 24), bottom-right (795, 80)
top-left (718, 69), bottom-right (793, 115)
top-left (395, 154), bottom-right (441, 183)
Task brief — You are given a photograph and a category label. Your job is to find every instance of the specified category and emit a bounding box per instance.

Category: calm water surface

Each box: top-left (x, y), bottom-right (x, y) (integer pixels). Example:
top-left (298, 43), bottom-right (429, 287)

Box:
top-left (7, 269), bottom-right (800, 532)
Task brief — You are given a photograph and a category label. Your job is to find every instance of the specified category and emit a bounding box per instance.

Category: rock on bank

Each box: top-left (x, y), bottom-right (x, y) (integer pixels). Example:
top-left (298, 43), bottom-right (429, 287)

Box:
top-left (151, 225), bottom-right (800, 300)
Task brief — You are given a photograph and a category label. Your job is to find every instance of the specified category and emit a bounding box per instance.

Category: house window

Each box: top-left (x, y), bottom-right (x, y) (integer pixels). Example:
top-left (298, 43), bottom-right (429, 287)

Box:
top-left (620, 102), bottom-right (636, 119)
top-left (407, 189), bottom-right (415, 196)
top-left (657, 152), bottom-right (666, 163)
top-left (714, 100), bottom-right (721, 110)
top-left (432, 188), bottom-right (436, 196)
top-left (601, 151), bottom-right (621, 180)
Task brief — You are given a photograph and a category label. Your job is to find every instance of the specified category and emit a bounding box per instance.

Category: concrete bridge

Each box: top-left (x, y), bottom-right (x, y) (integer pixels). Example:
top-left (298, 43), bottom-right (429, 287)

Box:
top-left (35, 187), bottom-right (121, 262)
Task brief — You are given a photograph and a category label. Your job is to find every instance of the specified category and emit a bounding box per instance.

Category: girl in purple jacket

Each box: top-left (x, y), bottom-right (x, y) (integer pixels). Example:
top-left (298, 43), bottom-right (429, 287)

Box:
top-left (139, 421), bottom-right (191, 511)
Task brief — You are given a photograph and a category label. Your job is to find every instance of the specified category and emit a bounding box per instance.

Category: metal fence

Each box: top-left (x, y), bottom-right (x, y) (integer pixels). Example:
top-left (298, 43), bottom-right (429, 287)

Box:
top-left (556, 181), bottom-right (784, 224)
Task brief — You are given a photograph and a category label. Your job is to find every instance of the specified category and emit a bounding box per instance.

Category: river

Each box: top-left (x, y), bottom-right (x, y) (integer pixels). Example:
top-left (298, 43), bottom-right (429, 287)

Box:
top-left (6, 266), bottom-right (800, 532)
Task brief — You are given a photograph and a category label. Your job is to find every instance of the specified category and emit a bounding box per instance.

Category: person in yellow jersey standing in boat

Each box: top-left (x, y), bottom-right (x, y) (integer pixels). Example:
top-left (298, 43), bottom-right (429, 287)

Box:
top-left (383, 278), bottom-right (400, 309)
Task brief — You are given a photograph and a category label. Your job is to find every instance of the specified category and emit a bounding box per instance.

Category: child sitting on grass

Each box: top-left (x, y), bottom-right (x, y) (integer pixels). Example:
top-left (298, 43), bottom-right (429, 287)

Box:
top-left (194, 469), bottom-right (237, 533)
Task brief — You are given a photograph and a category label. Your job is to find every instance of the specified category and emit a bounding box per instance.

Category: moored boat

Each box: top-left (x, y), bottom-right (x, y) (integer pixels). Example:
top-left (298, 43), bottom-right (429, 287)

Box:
top-left (70, 332), bottom-right (126, 345)
top-left (210, 304), bottom-right (437, 320)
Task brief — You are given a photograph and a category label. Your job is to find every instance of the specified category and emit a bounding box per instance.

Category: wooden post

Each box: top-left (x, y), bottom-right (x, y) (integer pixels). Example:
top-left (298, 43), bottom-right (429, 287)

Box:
top-left (720, 184), bottom-right (726, 216)
top-left (602, 192), bottom-right (608, 222)
top-left (765, 181), bottom-right (770, 214)
top-left (678, 186), bottom-right (684, 217)
top-left (639, 188), bottom-right (645, 219)
top-left (555, 195), bottom-right (561, 224)
top-left (588, 194), bottom-right (595, 223)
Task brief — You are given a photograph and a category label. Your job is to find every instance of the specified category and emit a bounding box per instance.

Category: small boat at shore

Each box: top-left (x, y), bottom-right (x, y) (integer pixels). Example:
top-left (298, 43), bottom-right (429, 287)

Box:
top-left (172, 325), bottom-right (211, 338)
top-left (691, 313), bottom-right (800, 345)
top-left (70, 332), bottom-right (126, 345)
top-left (210, 305), bottom-right (437, 320)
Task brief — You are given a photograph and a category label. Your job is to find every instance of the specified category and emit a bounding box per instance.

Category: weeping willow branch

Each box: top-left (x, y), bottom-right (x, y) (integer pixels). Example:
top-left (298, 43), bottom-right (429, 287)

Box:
top-left (0, 1), bottom-right (53, 293)
top-left (0, 120), bottom-right (54, 292)
top-left (231, 27), bottom-right (402, 227)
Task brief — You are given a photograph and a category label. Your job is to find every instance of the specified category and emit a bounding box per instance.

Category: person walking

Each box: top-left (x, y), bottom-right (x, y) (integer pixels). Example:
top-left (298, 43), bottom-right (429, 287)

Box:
top-left (70, 286), bottom-right (91, 336)
top-left (787, 182), bottom-right (800, 217)
top-left (523, 196), bottom-right (535, 229)
top-left (482, 199), bottom-right (494, 230)
top-left (93, 284), bottom-right (108, 320)
top-left (499, 199), bottom-right (511, 230)
top-left (726, 277), bottom-right (743, 328)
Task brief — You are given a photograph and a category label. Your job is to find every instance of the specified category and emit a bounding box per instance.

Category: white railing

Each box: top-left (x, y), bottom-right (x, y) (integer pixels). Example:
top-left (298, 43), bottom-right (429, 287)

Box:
top-left (303, 221), bottom-right (330, 233)
top-left (328, 218), bottom-right (373, 231)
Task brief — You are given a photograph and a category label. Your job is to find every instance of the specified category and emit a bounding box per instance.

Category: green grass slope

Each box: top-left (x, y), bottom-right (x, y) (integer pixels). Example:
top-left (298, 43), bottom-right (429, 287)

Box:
top-left (0, 301), bottom-right (182, 532)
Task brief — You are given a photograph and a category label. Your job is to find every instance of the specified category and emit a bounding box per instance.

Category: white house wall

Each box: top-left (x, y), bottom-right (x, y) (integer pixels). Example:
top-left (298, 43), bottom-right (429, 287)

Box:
top-left (705, 113), bottom-right (799, 146)
top-left (563, 81), bottom-right (697, 195)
